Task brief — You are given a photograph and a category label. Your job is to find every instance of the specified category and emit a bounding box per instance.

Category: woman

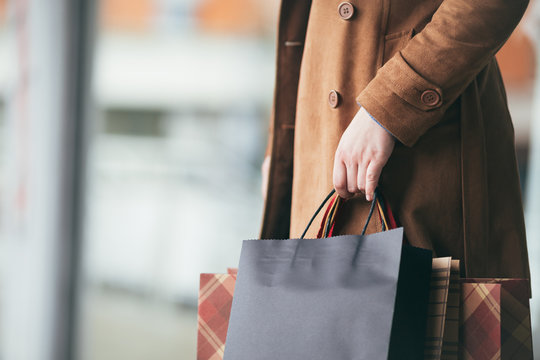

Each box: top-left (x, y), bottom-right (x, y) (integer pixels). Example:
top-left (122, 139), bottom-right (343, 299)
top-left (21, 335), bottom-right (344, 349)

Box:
top-left (260, 0), bottom-right (531, 287)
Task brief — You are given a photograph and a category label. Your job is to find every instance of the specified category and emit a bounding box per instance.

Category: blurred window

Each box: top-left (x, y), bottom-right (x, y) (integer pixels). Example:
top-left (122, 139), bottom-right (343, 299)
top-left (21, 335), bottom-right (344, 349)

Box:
top-left (77, 1), bottom-right (278, 359)
top-left (104, 108), bottom-right (166, 137)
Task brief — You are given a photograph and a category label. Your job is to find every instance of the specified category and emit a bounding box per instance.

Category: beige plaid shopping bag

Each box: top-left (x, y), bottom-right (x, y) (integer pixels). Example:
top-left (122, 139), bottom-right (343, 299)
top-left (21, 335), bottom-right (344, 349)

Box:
top-left (441, 259), bottom-right (461, 359)
top-left (424, 257), bottom-right (452, 360)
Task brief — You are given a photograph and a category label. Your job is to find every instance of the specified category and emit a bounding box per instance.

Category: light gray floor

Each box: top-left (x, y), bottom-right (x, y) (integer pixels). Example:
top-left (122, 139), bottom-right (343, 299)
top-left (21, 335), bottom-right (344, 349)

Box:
top-left (79, 284), bottom-right (197, 360)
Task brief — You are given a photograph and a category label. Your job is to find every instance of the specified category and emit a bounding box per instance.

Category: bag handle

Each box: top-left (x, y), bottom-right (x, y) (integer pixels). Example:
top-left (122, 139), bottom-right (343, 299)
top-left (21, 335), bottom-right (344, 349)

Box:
top-left (317, 193), bottom-right (342, 238)
top-left (382, 194), bottom-right (398, 229)
top-left (300, 188), bottom-right (385, 239)
top-left (300, 190), bottom-right (336, 239)
top-left (321, 189), bottom-right (389, 237)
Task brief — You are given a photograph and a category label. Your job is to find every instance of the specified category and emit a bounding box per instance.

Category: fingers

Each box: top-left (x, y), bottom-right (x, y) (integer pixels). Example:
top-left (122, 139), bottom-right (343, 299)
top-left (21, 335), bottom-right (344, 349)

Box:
top-left (356, 160), bottom-right (366, 195)
top-left (334, 159), bottom-right (379, 200)
top-left (333, 158), bottom-right (354, 198)
top-left (332, 107), bottom-right (394, 202)
top-left (346, 162), bottom-right (358, 195)
top-left (334, 137), bottom-right (389, 200)
top-left (365, 159), bottom-right (384, 201)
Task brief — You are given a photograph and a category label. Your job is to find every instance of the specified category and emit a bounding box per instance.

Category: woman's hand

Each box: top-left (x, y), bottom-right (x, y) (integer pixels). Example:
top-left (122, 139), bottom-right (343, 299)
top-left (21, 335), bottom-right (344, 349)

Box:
top-left (333, 107), bottom-right (395, 201)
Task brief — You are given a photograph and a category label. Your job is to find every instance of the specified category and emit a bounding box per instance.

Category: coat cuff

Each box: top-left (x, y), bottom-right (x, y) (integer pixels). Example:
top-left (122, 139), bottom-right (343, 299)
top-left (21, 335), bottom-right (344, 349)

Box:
top-left (356, 52), bottom-right (446, 147)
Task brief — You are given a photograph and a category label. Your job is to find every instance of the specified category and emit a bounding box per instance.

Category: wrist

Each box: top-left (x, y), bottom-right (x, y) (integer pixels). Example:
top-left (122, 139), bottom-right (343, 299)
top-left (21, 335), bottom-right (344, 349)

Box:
top-left (359, 105), bottom-right (396, 140)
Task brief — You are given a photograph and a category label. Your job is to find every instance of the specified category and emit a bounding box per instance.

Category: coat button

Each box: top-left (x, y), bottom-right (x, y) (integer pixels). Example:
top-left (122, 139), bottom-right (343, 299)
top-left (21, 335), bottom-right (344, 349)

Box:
top-left (328, 90), bottom-right (340, 108)
top-left (421, 89), bottom-right (440, 106)
top-left (337, 2), bottom-right (355, 20)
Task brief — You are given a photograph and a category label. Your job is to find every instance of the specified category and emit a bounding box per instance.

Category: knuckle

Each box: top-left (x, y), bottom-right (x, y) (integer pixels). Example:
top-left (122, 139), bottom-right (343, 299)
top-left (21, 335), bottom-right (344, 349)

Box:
top-left (374, 149), bottom-right (390, 161)
top-left (357, 181), bottom-right (365, 192)
top-left (333, 178), bottom-right (346, 191)
top-left (335, 147), bottom-right (347, 160)
top-left (336, 188), bottom-right (349, 198)
top-left (351, 148), bottom-right (362, 161)
top-left (336, 149), bottom-right (358, 167)
top-left (368, 149), bottom-right (382, 160)
top-left (344, 160), bottom-right (354, 170)
top-left (343, 155), bottom-right (355, 168)
top-left (366, 172), bottom-right (378, 182)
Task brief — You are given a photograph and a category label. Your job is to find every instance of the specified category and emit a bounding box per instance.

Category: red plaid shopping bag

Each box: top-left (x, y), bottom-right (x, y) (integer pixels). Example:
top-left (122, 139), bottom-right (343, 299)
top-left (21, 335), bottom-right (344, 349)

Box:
top-left (460, 282), bottom-right (502, 359)
top-left (197, 268), bottom-right (237, 360)
top-left (460, 278), bottom-right (533, 359)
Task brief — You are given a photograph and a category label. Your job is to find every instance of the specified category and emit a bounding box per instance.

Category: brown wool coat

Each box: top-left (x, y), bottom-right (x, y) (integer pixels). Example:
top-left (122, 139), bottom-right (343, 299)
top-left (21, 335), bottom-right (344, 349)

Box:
top-left (260, 0), bottom-right (531, 291)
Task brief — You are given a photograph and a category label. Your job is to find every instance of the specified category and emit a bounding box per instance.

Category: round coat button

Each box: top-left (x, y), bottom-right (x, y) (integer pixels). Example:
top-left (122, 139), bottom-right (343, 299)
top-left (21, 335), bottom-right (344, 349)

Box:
top-left (338, 2), bottom-right (355, 20)
top-left (421, 90), bottom-right (440, 106)
top-left (328, 90), bottom-right (340, 108)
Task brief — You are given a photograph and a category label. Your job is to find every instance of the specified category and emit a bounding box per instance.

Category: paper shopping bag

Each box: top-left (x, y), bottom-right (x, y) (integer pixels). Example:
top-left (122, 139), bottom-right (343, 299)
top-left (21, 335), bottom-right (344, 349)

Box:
top-left (460, 282), bottom-right (502, 359)
top-left (460, 278), bottom-right (533, 359)
top-left (424, 257), bottom-right (452, 359)
top-left (197, 268), bottom-right (237, 360)
top-left (223, 189), bottom-right (433, 360)
top-left (440, 259), bottom-right (461, 360)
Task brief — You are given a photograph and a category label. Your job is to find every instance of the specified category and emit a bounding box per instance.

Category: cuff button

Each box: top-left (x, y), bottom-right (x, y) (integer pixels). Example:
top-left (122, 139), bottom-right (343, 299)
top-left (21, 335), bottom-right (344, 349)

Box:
top-left (421, 89), bottom-right (440, 106)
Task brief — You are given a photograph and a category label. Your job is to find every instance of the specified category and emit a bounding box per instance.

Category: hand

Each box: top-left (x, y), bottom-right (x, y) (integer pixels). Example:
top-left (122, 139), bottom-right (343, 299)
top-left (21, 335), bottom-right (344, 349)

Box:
top-left (333, 107), bottom-right (395, 201)
top-left (261, 155), bottom-right (271, 199)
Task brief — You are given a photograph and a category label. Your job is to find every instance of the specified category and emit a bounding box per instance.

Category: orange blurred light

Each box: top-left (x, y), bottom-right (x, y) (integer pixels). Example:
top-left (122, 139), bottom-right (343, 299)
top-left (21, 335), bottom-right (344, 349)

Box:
top-left (497, 28), bottom-right (536, 89)
top-left (100, 0), bottom-right (155, 31)
top-left (195, 0), bottom-right (266, 35)
top-left (0, 0), bottom-right (6, 24)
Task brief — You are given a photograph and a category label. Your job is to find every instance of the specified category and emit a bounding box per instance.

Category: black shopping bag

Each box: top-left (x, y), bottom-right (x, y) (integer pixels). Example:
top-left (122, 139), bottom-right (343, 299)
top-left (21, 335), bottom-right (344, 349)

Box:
top-left (223, 189), bottom-right (432, 360)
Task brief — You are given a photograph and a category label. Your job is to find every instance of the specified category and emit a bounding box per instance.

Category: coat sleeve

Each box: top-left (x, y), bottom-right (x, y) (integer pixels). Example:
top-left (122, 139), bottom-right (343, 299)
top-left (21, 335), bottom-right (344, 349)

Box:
top-left (355, 0), bottom-right (529, 147)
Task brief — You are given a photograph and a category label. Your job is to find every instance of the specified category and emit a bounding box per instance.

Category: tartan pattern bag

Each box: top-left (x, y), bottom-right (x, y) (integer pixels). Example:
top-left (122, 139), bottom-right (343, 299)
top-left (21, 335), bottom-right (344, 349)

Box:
top-left (424, 257), bottom-right (452, 360)
top-left (359, 195), bottom-right (534, 359)
top-left (461, 278), bottom-right (533, 359)
top-left (459, 283), bottom-right (502, 359)
top-left (441, 259), bottom-right (461, 360)
top-left (197, 268), bottom-right (237, 360)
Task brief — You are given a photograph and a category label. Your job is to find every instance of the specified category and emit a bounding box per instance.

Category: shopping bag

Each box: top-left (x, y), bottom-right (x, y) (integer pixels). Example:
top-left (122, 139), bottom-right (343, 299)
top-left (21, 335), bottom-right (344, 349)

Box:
top-left (377, 196), bottom-right (458, 360)
top-left (459, 282), bottom-right (502, 359)
top-left (223, 189), bottom-right (433, 360)
top-left (441, 259), bottom-right (461, 360)
top-left (197, 268), bottom-right (237, 360)
top-left (424, 257), bottom-right (452, 359)
top-left (460, 278), bottom-right (533, 359)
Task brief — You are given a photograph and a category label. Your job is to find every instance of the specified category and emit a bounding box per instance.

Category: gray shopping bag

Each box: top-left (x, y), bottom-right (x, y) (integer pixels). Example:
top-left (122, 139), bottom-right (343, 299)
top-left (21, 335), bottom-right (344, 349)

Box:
top-left (223, 190), bottom-right (432, 360)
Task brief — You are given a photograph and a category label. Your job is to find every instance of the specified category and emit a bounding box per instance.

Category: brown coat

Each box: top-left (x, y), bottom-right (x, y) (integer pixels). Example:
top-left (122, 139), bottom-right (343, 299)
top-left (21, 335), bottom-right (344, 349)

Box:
top-left (260, 0), bottom-right (531, 288)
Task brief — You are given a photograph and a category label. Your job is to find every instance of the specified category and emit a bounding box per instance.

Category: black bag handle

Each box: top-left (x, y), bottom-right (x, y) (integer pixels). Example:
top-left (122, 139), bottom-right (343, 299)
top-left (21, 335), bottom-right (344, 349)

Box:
top-left (300, 188), bottom-right (381, 239)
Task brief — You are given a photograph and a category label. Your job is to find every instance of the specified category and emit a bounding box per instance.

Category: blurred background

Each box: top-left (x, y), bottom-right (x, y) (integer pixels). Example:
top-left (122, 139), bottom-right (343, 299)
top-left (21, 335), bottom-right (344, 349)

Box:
top-left (0, 0), bottom-right (539, 359)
